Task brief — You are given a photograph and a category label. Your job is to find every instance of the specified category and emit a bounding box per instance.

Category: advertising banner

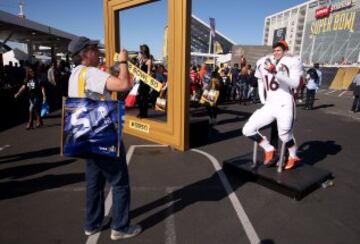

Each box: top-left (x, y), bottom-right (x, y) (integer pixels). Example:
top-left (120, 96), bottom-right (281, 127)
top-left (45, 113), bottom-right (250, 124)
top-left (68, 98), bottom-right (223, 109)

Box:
top-left (301, 0), bottom-right (360, 65)
top-left (273, 27), bottom-right (287, 46)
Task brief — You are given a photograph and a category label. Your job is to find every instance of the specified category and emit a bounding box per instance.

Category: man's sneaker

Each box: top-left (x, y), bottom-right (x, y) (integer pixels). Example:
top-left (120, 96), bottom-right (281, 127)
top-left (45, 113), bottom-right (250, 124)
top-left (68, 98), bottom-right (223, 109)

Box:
top-left (110, 225), bottom-right (142, 240)
top-left (85, 227), bottom-right (102, 236)
top-left (285, 156), bottom-right (300, 170)
top-left (84, 217), bottom-right (111, 236)
top-left (263, 150), bottom-right (278, 167)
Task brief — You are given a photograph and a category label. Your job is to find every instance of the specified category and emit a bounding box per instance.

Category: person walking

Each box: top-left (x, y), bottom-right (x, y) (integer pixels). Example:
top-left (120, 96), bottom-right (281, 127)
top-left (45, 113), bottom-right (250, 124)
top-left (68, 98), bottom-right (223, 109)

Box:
top-left (205, 76), bottom-right (220, 125)
top-left (14, 66), bottom-right (46, 129)
top-left (351, 71), bottom-right (360, 113)
top-left (67, 37), bottom-right (141, 240)
top-left (304, 65), bottom-right (320, 110)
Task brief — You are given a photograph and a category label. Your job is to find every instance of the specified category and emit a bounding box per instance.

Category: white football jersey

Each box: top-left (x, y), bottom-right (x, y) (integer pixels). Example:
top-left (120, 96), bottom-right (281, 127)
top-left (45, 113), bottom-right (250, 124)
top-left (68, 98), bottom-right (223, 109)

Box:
top-left (256, 55), bottom-right (303, 105)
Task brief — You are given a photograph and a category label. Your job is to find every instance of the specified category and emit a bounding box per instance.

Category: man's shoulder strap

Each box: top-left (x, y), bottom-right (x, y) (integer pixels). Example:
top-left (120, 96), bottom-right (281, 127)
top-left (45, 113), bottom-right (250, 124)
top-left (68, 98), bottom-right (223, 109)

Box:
top-left (78, 67), bottom-right (88, 97)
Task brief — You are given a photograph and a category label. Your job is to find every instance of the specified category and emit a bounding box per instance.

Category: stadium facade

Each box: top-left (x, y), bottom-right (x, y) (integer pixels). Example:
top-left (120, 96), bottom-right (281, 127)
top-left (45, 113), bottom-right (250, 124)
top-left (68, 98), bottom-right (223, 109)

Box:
top-left (263, 0), bottom-right (360, 65)
top-left (190, 15), bottom-right (236, 64)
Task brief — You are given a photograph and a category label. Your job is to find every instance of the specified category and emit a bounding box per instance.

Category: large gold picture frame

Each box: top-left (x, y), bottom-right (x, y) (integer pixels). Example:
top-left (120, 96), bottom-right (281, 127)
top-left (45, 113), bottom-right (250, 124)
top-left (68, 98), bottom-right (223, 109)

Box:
top-left (104, 0), bottom-right (191, 150)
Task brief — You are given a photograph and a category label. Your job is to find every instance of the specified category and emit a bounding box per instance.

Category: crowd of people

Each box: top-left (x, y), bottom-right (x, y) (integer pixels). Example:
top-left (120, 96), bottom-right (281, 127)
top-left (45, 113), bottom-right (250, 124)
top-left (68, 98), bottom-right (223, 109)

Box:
top-left (187, 58), bottom-right (326, 125)
top-left (0, 58), bottom-right (71, 130)
top-left (190, 62), bottom-right (258, 105)
top-left (1, 35), bottom-right (358, 242)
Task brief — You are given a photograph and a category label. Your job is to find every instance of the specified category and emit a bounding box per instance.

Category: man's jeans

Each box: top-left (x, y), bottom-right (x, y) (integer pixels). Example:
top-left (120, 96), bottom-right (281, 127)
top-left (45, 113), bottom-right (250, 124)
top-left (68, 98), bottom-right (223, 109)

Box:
top-left (352, 95), bottom-right (359, 112)
top-left (85, 142), bottom-right (130, 232)
top-left (305, 89), bottom-right (316, 109)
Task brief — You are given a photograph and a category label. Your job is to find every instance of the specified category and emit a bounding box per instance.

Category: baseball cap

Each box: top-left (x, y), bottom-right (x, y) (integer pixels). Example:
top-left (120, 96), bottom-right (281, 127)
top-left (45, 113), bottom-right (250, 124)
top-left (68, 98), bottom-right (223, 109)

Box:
top-left (68, 36), bottom-right (99, 56)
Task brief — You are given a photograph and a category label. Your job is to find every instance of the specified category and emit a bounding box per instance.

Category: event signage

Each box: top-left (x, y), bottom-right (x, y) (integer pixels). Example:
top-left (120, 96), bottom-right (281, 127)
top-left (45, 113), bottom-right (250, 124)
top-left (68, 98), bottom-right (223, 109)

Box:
top-left (315, 0), bottom-right (353, 19)
top-left (301, 0), bottom-right (360, 65)
top-left (311, 10), bottom-right (356, 34)
top-left (331, 0), bottom-right (353, 12)
top-left (129, 120), bottom-right (150, 133)
top-left (272, 27), bottom-right (287, 46)
top-left (316, 6), bottom-right (332, 19)
top-left (113, 53), bottom-right (162, 92)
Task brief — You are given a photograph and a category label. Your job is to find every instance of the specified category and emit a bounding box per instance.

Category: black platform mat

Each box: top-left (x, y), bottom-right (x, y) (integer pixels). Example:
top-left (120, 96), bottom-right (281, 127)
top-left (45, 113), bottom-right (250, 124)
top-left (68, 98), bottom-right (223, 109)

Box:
top-left (223, 157), bottom-right (332, 200)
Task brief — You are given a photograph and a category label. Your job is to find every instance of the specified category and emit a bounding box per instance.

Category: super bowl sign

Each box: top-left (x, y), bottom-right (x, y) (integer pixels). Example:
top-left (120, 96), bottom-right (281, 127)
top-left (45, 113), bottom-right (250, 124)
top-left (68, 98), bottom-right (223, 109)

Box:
top-left (311, 11), bottom-right (356, 35)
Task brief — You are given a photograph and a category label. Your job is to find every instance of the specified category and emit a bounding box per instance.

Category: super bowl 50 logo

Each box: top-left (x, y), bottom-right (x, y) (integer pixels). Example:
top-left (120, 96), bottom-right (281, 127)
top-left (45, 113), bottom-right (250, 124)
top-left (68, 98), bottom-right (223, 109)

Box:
top-left (70, 106), bottom-right (111, 140)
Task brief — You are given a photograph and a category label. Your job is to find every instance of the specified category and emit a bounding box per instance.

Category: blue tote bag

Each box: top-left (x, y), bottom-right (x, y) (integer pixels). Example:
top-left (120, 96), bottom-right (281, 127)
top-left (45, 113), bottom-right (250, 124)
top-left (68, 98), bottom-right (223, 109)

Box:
top-left (61, 67), bottom-right (125, 159)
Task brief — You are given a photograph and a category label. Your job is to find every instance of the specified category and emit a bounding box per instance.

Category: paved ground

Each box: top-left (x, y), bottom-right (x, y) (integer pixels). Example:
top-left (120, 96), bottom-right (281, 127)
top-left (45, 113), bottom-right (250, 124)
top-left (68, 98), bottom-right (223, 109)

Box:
top-left (0, 90), bottom-right (359, 244)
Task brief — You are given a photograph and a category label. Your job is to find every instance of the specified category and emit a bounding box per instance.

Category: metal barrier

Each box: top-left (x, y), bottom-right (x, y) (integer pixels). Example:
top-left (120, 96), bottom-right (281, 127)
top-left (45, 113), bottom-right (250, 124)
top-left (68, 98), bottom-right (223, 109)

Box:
top-left (252, 141), bottom-right (286, 173)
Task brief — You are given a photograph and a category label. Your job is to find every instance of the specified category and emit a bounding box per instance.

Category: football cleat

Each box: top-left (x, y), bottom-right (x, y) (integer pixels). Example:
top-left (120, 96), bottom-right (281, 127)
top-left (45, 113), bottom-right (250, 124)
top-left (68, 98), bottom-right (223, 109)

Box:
top-left (264, 150), bottom-right (278, 167)
top-left (284, 156), bottom-right (300, 170)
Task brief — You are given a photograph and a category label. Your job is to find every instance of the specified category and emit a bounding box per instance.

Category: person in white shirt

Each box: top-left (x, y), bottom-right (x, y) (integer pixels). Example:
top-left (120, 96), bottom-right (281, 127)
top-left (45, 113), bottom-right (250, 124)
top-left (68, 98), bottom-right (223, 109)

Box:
top-left (242, 40), bottom-right (303, 170)
top-left (67, 36), bottom-right (141, 240)
top-left (304, 64), bottom-right (321, 110)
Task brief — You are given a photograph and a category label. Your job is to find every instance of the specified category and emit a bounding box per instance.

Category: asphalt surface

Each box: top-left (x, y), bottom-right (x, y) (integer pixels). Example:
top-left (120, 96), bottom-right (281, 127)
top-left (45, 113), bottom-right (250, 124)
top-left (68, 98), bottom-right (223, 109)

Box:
top-left (0, 90), bottom-right (359, 244)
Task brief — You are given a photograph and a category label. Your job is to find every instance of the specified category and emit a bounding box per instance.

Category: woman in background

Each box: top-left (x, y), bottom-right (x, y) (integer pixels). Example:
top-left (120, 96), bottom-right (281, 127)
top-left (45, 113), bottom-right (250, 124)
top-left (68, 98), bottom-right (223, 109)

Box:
top-left (14, 66), bottom-right (46, 129)
top-left (137, 44), bottom-right (152, 118)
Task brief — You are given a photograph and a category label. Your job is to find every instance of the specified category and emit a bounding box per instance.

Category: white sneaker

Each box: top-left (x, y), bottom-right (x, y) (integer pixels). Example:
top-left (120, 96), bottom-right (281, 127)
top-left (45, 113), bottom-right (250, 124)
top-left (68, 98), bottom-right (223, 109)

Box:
top-left (110, 225), bottom-right (142, 240)
top-left (85, 227), bottom-right (102, 236)
top-left (84, 217), bottom-right (111, 236)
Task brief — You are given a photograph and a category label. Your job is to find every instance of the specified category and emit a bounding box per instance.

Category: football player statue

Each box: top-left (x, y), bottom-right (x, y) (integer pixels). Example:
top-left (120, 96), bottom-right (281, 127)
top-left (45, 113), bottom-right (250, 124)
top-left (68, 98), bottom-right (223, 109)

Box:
top-left (242, 40), bottom-right (303, 170)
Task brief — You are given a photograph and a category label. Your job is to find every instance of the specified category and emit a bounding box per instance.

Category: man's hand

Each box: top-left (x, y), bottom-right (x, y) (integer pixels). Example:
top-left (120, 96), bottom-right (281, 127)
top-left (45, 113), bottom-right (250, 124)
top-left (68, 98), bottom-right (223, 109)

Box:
top-left (264, 58), bottom-right (277, 74)
top-left (118, 49), bottom-right (128, 62)
top-left (113, 49), bottom-right (129, 63)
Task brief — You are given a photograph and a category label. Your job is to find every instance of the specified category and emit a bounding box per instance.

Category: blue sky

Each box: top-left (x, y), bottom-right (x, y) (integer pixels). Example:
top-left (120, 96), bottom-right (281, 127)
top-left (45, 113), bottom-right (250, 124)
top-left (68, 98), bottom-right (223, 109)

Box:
top-left (1, 0), bottom-right (306, 58)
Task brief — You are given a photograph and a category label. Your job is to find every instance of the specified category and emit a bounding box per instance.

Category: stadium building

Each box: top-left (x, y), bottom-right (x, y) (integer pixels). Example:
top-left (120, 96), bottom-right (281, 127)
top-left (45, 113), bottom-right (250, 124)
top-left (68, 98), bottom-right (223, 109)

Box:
top-left (263, 0), bottom-right (360, 66)
top-left (190, 15), bottom-right (236, 64)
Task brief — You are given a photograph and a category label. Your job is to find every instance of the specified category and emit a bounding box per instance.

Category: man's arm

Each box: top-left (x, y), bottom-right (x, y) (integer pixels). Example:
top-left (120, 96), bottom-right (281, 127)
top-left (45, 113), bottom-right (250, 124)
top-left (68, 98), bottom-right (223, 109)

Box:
top-left (257, 78), bottom-right (266, 104)
top-left (275, 58), bottom-right (303, 88)
top-left (105, 49), bottom-right (132, 92)
top-left (41, 86), bottom-right (46, 103)
top-left (14, 85), bottom-right (26, 98)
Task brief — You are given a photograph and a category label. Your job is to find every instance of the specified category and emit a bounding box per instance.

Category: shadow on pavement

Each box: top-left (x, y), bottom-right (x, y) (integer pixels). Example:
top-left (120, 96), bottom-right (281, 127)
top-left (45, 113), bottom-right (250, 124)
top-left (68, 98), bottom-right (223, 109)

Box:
top-left (0, 172), bottom-right (84, 200)
top-left (131, 169), bottom-right (246, 232)
top-left (44, 113), bottom-right (62, 119)
top-left (0, 159), bottom-right (76, 180)
top-left (0, 147), bottom-right (60, 165)
top-left (190, 107), bottom-right (251, 146)
top-left (298, 140), bottom-right (342, 165)
top-left (312, 104), bottom-right (335, 110)
top-left (259, 239), bottom-right (276, 244)
top-left (208, 127), bottom-right (244, 144)
top-left (218, 108), bottom-right (251, 118)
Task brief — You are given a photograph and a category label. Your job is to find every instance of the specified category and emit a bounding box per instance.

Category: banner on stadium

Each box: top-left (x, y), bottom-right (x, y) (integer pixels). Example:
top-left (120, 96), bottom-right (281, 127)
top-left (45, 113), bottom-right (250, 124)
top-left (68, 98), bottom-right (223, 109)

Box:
top-left (209, 17), bottom-right (216, 37)
top-left (311, 11), bottom-right (356, 35)
top-left (113, 53), bottom-right (162, 92)
top-left (214, 41), bottom-right (223, 54)
top-left (273, 27), bottom-right (287, 46)
top-left (301, 0), bottom-right (360, 65)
